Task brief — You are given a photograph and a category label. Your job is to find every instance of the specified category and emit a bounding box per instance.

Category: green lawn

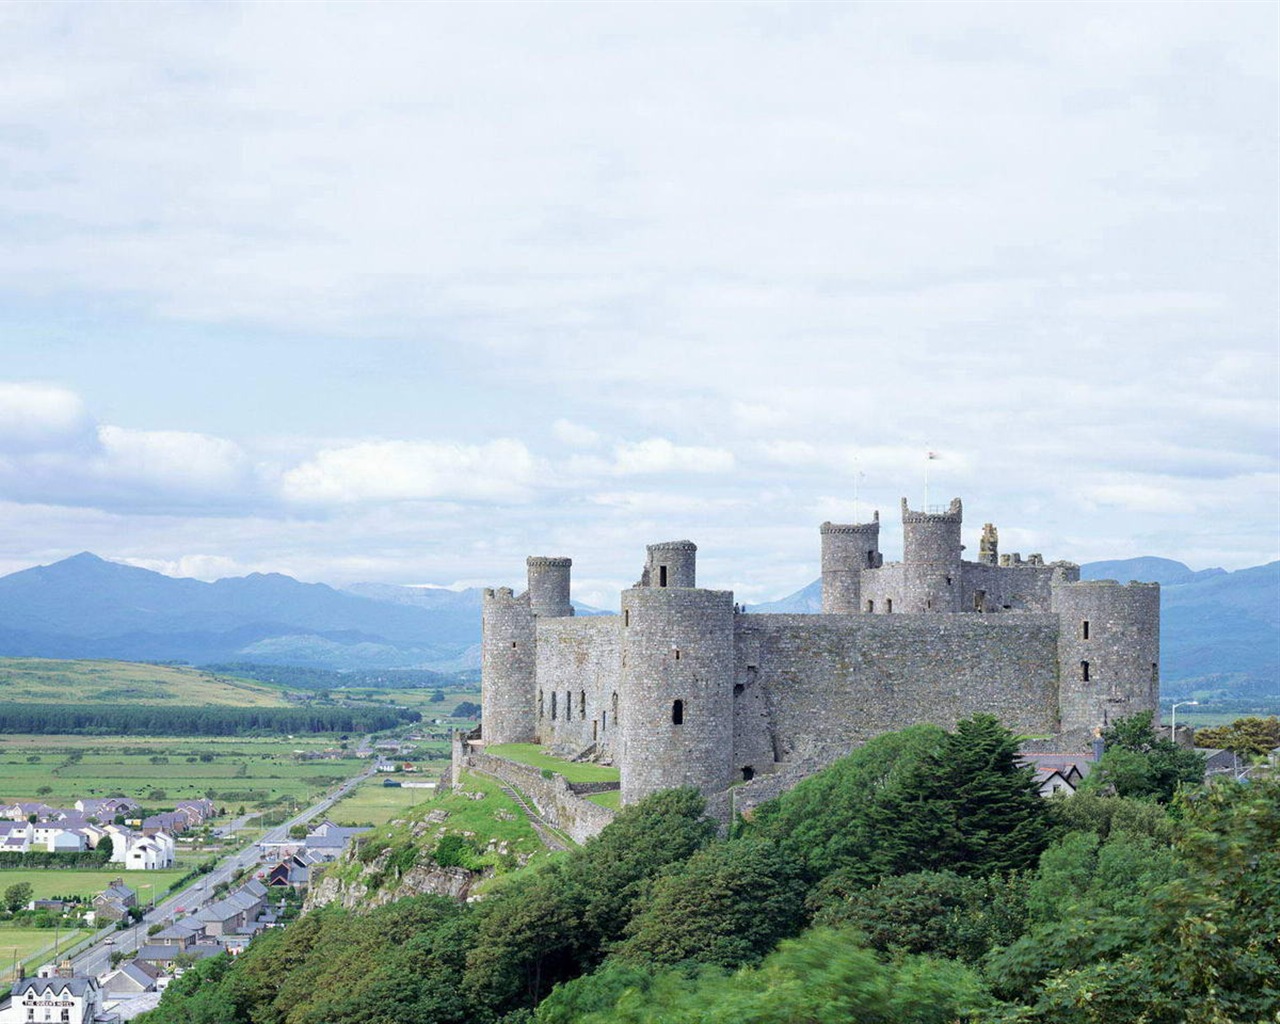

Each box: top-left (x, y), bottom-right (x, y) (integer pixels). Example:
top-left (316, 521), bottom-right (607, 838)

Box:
top-left (0, 867), bottom-right (189, 903)
top-left (585, 790), bottom-right (621, 810)
top-left (329, 778), bottom-right (439, 826)
top-left (0, 925), bottom-right (86, 983)
top-left (484, 744), bottom-right (620, 784)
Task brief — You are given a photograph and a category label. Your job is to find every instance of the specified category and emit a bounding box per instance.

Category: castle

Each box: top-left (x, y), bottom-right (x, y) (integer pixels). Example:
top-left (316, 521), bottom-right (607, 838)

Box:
top-left (480, 497), bottom-right (1160, 812)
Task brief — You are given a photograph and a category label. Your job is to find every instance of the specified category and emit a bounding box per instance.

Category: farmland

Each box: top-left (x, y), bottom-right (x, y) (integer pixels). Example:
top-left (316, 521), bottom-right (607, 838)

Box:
top-left (0, 734), bottom-right (366, 813)
top-left (0, 658), bottom-right (291, 707)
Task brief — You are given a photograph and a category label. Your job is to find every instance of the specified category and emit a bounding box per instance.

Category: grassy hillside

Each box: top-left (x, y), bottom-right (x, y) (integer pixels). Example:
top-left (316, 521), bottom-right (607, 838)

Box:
top-left (0, 658), bottom-right (290, 707)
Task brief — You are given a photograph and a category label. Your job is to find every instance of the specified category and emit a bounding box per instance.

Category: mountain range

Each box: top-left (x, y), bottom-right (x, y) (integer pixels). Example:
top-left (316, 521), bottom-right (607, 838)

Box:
top-left (0, 552), bottom-right (1273, 696)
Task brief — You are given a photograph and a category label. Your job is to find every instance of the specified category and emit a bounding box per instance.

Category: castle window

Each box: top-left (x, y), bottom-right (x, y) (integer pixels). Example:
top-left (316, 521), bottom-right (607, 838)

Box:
top-left (866, 550), bottom-right (875, 567)
top-left (742, 766), bottom-right (754, 781)
top-left (624, 609), bottom-right (630, 627)
top-left (946, 576), bottom-right (952, 586)
top-left (674, 649), bottom-right (680, 660)
top-left (592, 721), bottom-right (598, 741)
top-left (733, 683), bottom-right (744, 696)
top-left (511, 641), bottom-right (517, 649)
top-left (612, 692), bottom-right (619, 728)
top-left (672, 699), bottom-right (684, 725)
top-left (579, 690), bottom-right (586, 716)
top-left (973, 590), bottom-right (985, 612)
top-left (1082, 620), bottom-right (1090, 640)
top-left (602, 711), bottom-right (607, 733)
top-left (1081, 661), bottom-right (1090, 682)
top-left (1151, 663), bottom-right (1158, 684)
top-left (885, 598), bottom-right (892, 614)
top-left (565, 691), bottom-right (572, 720)
top-left (659, 565), bottom-right (668, 588)
top-left (866, 600), bottom-right (874, 613)
top-left (538, 690), bottom-right (544, 719)
top-left (551, 692), bottom-right (557, 720)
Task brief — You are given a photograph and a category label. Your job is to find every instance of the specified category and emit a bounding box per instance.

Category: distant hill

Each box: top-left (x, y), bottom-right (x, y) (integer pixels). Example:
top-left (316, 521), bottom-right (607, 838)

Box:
top-left (749, 559), bottom-right (1279, 699)
top-left (0, 657), bottom-right (291, 706)
top-left (0, 554), bottom-right (471, 670)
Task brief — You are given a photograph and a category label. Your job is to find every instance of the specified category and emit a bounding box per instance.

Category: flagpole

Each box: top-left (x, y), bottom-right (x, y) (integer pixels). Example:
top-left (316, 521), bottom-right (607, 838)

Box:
top-left (923, 449), bottom-right (930, 510)
top-left (853, 460), bottom-right (860, 522)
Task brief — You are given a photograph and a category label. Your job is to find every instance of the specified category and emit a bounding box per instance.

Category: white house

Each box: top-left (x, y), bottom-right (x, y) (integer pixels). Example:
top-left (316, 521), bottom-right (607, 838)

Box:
top-left (1, 967), bottom-right (111, 1024)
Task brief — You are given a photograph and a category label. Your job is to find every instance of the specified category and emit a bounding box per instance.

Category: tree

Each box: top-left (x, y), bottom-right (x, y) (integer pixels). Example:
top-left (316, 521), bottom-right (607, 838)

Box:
top-left (4, 882), bottom-right (32, 912)
top-left (809, 869), bottom-right (1028, 964)
top-left (452, 701), bottom-right (482, 719)
top-left (615, 838), bottom-right (808, 970)
top-left (748, 724), bottom-right (947, 884)
top-left (877, 714), bottom-right (1054, 879)
top-left (96, 836), bottom-right (114, 862)
top-left (1194, 715), bottom-right (1280, 758)
top-left (1084, 712), bottom-right (1205, 802)
top-left (430, 689), bottom-right (446, 703)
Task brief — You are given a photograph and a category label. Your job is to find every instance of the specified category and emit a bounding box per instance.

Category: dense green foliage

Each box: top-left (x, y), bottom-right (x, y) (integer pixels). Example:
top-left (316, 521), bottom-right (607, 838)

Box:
top-left (0, 701), bottom-right (419, 735)
top-left (1083, 711), bottom-right (1205, 802)
top-left (1194, 714), bottom-right (1280, 756)
top-left (137, 714), bottom-right (1278, 1024)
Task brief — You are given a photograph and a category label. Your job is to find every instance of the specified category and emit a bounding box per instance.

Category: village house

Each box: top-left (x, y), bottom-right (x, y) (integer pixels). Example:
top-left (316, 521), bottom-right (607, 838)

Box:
top-left (0, 965), bottom-right (114, 1024)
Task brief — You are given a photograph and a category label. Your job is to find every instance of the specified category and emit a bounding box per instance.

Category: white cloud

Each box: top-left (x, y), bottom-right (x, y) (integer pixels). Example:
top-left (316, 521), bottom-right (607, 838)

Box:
top-left (552, 419), bottom-right (602, 448)
top-left (0, 383), bottom-right (91, 450)
top-left (610, 438), bottom-right (735, 476)
top-left (95, 426), bottom-right (251, 493)
top-left (280, 439), bottom-right (537, 505)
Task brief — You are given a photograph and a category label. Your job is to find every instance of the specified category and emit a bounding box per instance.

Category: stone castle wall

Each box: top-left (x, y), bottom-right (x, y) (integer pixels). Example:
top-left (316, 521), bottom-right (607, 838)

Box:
top-left (731, 613), bottom-right (1061, 780)
top-left (534, 616), bottom-right (621, 755)
top-left (464, 748), bottom-right (617, 845)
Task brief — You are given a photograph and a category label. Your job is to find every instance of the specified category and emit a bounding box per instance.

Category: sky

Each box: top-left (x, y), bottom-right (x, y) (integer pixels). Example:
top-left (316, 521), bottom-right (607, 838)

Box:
top-left (0, 1), bottom-right (1276, 610)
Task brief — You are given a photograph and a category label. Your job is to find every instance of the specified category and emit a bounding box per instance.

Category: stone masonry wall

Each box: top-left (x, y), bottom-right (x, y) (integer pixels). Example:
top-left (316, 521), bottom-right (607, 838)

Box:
top-left (534, 616), bottom-right (621, 756)
top-left (463, 749), bottom-right (617, 844)
top-left (733, 613), bottom-right (1061, 777)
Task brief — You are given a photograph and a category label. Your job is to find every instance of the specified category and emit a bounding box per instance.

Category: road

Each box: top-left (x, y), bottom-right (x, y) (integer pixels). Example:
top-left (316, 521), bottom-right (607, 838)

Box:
top-left (68, 760), bottom-right (378, 979)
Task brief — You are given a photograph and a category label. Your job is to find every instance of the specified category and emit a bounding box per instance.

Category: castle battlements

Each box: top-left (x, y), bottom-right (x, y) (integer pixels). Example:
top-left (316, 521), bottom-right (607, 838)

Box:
top-left (479, 495), bottom-right (1160, 815)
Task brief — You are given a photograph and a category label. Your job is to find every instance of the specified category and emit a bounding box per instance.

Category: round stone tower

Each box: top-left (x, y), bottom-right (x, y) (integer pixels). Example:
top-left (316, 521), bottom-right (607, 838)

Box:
top-left (901, 497), bottom-right (963, 613)
top-left (480, 587), bottom-right (537, 744)
top-left (1052, 578), bottom-right (1160, 742)
top-left (526, 556), bottom-right (573, 618)
top-left (644, 540), bottom-right (697, 589)
top-left (618, 585), bottom-right (735, 805)
top-left (820, 514), bottom-right (881, 614)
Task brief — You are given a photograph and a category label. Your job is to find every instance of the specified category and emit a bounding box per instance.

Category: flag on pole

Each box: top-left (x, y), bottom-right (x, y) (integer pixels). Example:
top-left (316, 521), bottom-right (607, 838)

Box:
top-left (926, 451), bottom-right (940, 460)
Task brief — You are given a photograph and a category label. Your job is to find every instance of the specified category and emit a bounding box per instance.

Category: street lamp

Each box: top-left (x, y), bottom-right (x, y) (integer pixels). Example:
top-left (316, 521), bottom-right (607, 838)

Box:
top-left (1170, 700), bottom-right (1199, 739)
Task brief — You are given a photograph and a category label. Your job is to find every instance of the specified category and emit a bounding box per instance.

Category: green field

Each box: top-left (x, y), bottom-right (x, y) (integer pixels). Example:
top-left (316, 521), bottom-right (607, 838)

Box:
top-left (485, 743), bottom-right (620, 784)
top-left (329, 777), bottom-right (439, 826)
top-left (0, 926), bottom-right (86, 983)
top-left (0, 658), bottom-right (290, 707)
top-left (0, 734), bottom-right (367, 812)
top-left (0, 867), bottom-right (188, 903)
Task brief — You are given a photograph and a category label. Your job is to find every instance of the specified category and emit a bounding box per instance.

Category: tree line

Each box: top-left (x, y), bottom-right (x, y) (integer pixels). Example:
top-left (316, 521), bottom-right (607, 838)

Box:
top-left (0, 702), bottom-right (420, 735)
top-left (136, 713), bottom-right (1277, 1024)
top-left (201, 663), bottom-right (473, 691)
